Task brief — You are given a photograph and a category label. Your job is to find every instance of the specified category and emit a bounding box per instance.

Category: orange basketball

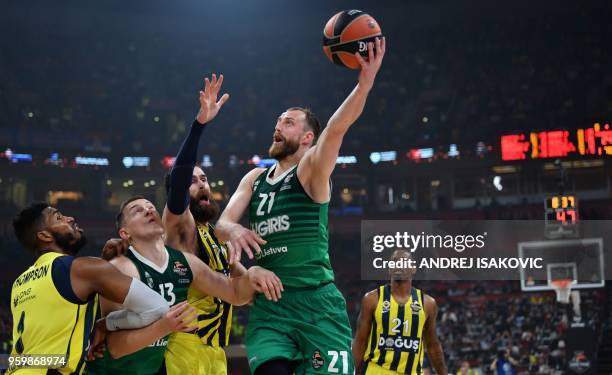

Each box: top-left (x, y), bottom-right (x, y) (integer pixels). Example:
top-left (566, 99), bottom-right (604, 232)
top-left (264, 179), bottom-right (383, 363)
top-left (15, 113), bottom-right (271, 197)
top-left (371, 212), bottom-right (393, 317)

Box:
top-left (322, 10), bottom-right (383, 70)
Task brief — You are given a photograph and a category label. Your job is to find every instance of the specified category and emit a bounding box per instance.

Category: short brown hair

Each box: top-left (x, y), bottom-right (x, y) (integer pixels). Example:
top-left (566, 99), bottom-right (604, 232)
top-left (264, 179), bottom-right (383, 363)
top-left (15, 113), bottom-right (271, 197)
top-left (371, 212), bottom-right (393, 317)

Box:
top-left (287, 107), bottom-right (321, 145)
top-left (116, 196), bottom-right (146, 233)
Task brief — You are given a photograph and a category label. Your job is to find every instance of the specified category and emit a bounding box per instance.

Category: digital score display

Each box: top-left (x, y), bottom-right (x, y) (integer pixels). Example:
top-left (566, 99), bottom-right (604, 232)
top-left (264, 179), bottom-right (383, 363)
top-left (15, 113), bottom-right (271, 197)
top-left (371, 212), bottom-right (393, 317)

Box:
top-left (501, 123), bottom-right (612, 161)
top-left (544, 195), bottom-right (579, 238)
top-left (545, 195), bottom-right (578, 225)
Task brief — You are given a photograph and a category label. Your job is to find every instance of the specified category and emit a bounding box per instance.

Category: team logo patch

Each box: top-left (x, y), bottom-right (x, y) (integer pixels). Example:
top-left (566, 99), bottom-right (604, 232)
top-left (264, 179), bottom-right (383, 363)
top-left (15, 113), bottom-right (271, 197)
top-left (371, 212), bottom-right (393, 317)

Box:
top-left (381, 300), bottom-right (391, 313)
top-left (410, 300), bottom-right (422, 314)
top-left (311, 350), bottom-right (324, 370)
top-left (144, 271), bottom-right (154, 288)
top-left (173, 261), bottom-right (188, 276)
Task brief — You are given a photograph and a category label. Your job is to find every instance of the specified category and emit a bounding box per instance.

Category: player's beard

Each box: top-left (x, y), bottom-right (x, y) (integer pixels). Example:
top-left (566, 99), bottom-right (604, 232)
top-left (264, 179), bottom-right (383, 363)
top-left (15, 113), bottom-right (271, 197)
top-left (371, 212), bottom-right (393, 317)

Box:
top-left (189, 197), bottom-right (220, 224)
top-left (269, 137), bottom-right (300, 160)
top-left (52, 231), bottom-right (87, 256)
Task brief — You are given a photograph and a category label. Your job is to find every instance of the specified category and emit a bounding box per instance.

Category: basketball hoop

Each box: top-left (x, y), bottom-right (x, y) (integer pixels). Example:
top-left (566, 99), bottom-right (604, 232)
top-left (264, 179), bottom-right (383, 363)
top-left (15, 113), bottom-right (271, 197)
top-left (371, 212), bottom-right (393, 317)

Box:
top-left (550, 279), bottom-right (573, 304)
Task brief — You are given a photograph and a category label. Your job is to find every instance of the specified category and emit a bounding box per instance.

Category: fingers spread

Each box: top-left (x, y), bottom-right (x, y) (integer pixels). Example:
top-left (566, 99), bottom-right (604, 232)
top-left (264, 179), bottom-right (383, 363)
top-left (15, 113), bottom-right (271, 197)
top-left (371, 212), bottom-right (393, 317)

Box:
top-left (218, 93), bottom-right (230, 107)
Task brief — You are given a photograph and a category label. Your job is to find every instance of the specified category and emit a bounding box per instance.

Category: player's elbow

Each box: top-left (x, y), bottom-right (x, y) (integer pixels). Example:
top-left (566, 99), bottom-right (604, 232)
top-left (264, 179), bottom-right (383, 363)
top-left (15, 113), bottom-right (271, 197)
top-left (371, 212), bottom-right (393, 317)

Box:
top-left (106, 337), bottom-right (129, 359)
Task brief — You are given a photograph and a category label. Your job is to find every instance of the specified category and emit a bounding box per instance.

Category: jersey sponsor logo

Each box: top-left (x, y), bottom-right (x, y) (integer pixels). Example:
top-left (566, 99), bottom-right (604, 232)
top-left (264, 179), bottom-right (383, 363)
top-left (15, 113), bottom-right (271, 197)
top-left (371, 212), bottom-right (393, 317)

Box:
top-left (256, 246), bottom-right (288, 260)
top-left (252, 215), bottom-right (290, 237)
top-left (280, 173), bottom-right (294, 191)
top-left (173, 261), bottom-right (188, 276)
top-left (381, 300), bottom-right (391, 313)
top-left (378, 335), bottom-right (420, 353)
top-left (14, 265), bottom-right (49, 287)
top-left (410, 300), bottom-right (422, 314)
top-left (148, 337), bottom-right (169, 348)
top-left (178, 278), bottom-right (190, 284)
top-left (311, 350), bottom-right (324, 370)
top-left (13, 288), bottom-right (35, 307)
top-left (144, 271), bottom-right (154, 288)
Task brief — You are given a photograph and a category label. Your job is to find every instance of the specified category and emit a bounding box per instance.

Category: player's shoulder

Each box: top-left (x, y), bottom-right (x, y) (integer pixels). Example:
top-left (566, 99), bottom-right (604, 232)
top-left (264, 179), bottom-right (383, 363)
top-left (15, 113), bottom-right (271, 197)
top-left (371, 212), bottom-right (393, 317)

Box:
top-left (421, 292), bottom-right (438, 314)
top-left (362, 287), bottom-right (380, 307)
top-left (242, 167), bottom-right (267, 189)
top-left (108, 255), bottom-right (139, 278)
top-left (245, 167), bottom-right (267, 181)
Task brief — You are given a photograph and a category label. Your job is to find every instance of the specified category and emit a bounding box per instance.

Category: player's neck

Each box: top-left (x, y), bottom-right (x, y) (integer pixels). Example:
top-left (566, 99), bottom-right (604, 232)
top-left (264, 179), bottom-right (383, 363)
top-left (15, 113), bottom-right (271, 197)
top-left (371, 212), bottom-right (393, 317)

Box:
top-left (390, 279), bottom-right (412, 296)
top-left (275, 151), bottom-right (303, 176)
top-left (130, 236), bottom-right (166, 265)
top-left (36, 244), bottom-right (66, 257)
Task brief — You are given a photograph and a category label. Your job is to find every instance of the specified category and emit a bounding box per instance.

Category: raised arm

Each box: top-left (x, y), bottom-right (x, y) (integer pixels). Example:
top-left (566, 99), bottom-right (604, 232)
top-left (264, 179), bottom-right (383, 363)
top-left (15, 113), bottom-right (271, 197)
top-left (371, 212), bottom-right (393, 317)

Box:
top-left (184, 252), bottom-right (282, 305)
top-left (298, 37), bottom-right (385, 202)
top-left (163, 74), bottom-right (229, 250)
top-left (422, 294), bottom-right (447, 375)
top-left (216, 167), bottom-right (267, 264)
top-left (352, 290), bottom-right (378, 374)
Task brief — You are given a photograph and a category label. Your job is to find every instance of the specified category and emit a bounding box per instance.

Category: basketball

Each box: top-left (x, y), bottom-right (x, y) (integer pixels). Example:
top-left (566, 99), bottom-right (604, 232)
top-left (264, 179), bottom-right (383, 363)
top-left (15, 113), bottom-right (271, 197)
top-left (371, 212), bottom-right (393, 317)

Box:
top-left (322, 10), bottom-right (383, 69)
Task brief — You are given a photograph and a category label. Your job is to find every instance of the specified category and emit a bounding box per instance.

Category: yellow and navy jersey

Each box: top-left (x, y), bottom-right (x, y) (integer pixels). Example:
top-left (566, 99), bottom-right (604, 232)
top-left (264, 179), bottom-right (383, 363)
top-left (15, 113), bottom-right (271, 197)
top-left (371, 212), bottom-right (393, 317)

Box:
top-left (364, 284), bottom-right (427, 374)
top-left (186, 222), bottom-right (232, 347)
top-left (8, 252), bottom-right (98, 375)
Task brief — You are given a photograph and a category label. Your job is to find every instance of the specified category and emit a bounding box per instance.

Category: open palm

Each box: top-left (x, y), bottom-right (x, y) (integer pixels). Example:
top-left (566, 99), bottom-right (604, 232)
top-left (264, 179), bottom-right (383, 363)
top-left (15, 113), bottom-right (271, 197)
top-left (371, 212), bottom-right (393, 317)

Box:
top-left (196, 73), bottom-right (230, 125)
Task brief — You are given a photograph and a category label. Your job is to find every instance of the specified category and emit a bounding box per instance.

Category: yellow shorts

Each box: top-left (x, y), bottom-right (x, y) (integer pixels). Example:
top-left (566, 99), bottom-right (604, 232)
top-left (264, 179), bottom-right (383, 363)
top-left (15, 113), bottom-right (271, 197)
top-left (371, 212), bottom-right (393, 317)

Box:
top-left (165, 332), bottom-right (227, 375)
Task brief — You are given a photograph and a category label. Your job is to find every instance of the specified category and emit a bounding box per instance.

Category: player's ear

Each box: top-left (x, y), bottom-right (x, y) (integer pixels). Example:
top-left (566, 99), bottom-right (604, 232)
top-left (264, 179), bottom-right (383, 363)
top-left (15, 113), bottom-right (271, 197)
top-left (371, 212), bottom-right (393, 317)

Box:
top-left (301, 131), bottom-right (314, 146)
top-left (36, 230), bottom-right (54, 244)
top-left (118, 228), bottom-right (130, 242)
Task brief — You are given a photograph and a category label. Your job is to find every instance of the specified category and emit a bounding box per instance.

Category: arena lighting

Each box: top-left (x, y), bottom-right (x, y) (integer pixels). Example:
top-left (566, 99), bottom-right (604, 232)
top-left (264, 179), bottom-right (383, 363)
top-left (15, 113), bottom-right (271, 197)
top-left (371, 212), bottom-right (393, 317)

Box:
top-left (9, 153), bottom-right (33, 163)
top-left (75, 157), bottom-right (109, 166)
top-left (47, 191), bottom-right (83, 205)
top-left (201, 155), bottom-right (213, 168)
top-left (448, 144), bottom-right (459, 157)
top-left (122, 156), bottom-right (150, 168)
top-left (2, 148), bottom-right (33, 163)
top-left (369, 151), bottom-right (396, 164)
top-left (336, 155), bottom-right (357, 164)
top-left (162, 156), bottom-right (176, 169)
top-left (493, 176), bottom-right (503, 191)
top-left (408, 148), bottom-right (434, 160)
top-left (45, 153), bottom-right (63, 166)
top-left (256, 159), bottom-right (276, 168)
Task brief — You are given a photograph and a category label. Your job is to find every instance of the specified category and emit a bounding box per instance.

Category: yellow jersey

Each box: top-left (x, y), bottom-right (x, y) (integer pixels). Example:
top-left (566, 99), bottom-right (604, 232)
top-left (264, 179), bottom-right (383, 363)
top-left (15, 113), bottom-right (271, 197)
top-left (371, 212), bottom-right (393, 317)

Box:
top-left (8, 252), bottom-right (98, 374)
top-left (364, 284), bottom-right (427, 374)
top-left (186, 223), bottom-right (232, 347)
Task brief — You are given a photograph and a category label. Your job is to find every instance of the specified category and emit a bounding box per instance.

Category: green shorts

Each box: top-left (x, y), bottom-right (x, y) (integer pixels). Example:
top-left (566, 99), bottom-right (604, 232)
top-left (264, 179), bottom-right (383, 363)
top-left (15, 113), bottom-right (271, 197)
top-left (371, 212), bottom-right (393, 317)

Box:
top-left (246, 282), bottom-right (354, 374)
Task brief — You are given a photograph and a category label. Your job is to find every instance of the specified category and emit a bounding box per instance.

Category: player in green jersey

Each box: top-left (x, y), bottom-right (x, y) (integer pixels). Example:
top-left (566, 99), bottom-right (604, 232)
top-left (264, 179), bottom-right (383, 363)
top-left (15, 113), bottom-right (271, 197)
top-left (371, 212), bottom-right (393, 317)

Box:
top-left (217, 38), bottom-right (385, 374)
top-left (86, 196), bottom-right (282, 374)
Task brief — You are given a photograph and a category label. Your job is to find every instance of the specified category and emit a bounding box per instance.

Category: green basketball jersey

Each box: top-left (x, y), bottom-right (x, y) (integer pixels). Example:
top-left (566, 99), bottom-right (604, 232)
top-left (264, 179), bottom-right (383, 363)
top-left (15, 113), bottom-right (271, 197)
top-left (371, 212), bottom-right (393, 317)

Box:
top-left (249, 164), bottom-right (334, 288)
top-left (85, 246), bottom-right (192, 375)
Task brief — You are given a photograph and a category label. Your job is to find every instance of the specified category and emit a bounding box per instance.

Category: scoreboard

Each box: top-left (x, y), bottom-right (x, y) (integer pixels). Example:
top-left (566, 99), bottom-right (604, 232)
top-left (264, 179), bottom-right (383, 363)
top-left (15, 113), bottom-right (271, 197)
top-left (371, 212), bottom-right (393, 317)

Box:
top-left (544, 195), bottom-right (579, 238)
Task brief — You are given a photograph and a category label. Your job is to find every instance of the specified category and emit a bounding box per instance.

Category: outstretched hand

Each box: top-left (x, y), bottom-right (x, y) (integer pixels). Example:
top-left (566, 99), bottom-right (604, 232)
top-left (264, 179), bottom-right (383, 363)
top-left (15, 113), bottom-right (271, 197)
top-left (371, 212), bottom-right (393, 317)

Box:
top-left (354, 37), bottom-right (386, 91)
top-left (196, 73), bottom-right (230, 125)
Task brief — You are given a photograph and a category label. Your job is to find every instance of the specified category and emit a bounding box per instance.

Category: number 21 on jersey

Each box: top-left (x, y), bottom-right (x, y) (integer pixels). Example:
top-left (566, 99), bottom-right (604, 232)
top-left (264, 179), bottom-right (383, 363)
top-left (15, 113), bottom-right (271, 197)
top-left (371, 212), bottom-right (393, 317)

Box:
top-left (256, 192), bottom-right (276, 216)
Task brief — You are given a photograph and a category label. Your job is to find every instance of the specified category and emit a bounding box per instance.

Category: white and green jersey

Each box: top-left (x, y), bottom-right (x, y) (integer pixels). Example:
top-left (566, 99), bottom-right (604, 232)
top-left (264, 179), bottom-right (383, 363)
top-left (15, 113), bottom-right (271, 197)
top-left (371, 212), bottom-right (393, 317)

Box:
top-left (249, 164), bottom-right (334, 288)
